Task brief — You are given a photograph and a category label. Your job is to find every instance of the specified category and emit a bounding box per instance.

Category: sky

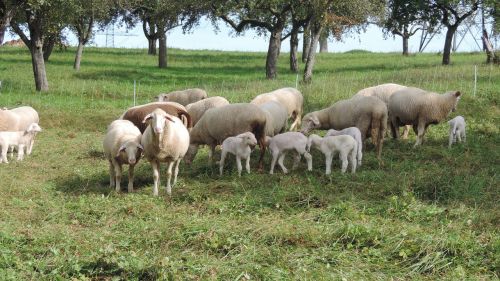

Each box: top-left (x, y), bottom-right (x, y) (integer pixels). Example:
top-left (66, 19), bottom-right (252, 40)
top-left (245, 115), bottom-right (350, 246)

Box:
top-left (4, 16), bottom-right (491, 53)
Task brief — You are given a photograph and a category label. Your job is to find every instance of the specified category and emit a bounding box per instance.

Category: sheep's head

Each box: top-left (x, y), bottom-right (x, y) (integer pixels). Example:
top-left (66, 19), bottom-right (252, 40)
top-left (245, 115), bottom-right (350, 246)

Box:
top-left (325, 129), bottom-right (339, 137)
top-left (154, 93), bottom-right (169, 102)
top-left (142, 109), bottom-right (175, 134)
top-left (448, 91), bottom-right (461, 112)
top-left (306, 134), bottom-right (322, 152)
top-left (26, 123), bottom-right (42, 134)
top-left (117, 142), bottom-right (143, 165)
top-left (301, 114), bottom-right (320, 134)
top-left (237, 132), bottom-right (257, 148)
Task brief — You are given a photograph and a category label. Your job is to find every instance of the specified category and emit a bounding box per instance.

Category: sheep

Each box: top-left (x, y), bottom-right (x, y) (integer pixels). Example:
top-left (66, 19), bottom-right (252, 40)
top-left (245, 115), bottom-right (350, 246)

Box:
top-left (219, 132), bottom-right (257, 176)
top-left (388, 87), bottom-right (462, 147)
top-left (185, 96), bottom-right (230, 127)
top-left (257, 101), bottom-right (288, 137)
top-left (251, 87), bottom-right (303, 131)
top-left (307, 134), bottom-right (357, 175)
top-left (0, 106), bottom-right (39, 154)
top-left (0, 123), bottom-right (42, 163)
top-left (448, 116), bottom-right (466, 148)
top-left (301, 96), bottom-right (387, 160)
top-left (141, 108), bottom-right (190, 196)
top-left (325, 127), bottom-right (363, 166)
top-left (353, 83), bottom-right (412, 139)
top-left (102, 120), bottom-right (143, 192)
top-left (120, 101), bottom-right (192, 133)
top-left (267, 132), bottom-right (312, 174)
top-left (186, 103), bottom-right (267, 169)
top-left (155, 88), bottom-right (208, 106)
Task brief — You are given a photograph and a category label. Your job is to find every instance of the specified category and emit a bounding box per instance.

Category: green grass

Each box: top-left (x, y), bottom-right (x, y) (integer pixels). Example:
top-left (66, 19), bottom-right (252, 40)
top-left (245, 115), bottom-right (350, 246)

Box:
top-left (0, 46), bottom-right (499, 280)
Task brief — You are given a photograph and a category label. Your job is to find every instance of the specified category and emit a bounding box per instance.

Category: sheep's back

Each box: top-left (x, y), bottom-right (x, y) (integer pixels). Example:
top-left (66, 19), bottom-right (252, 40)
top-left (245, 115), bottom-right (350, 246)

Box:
top-left (0, 110), bottom-right (19, 131)
top-left (121, 102), bottom-right (192, 132)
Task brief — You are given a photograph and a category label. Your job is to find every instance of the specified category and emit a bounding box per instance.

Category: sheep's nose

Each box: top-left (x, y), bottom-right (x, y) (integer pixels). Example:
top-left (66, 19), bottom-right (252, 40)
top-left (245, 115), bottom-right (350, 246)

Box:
top-left (129, 159), bottom-right (136, 164)
top-left (154, 127), bottom-right (163, 133)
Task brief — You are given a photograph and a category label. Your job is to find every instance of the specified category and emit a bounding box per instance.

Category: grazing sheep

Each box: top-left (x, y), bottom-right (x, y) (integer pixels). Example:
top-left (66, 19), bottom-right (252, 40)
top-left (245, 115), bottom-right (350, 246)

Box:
top-left (388, 88), bottom-right (462, 147)
top-left (155, 88), bottom-right (208, 106)
top-left (307, 134), bottom-right (357, 175)
top-left (258, 101), bottom-right (288, 137)
top-left (0, 123), bottom-right (42, 163)
top-left (0, 106), bottom-right (39, 153)
top-left (301, 96), bottom-right (387, 160)
top-left (120, 101), bottom-right (192, 133)
top-left (219, 132), bottom-right (257, 176)
top-left (325, 127), bottom-right (363, 166)
top-left (267, 132), bottom-right (312, 174)
top-left (186, 103), bottom-right (267, 169)
top-left (185, 96), bottom-right (230, 127)
top-left (251, 87), bottom-right (303, 131)
top-left (448, 116), bottom-right (466, 148)
top-left (141, 108), bottom-right (190, 196)
top-left (103, 120), bottom-right (143, 192)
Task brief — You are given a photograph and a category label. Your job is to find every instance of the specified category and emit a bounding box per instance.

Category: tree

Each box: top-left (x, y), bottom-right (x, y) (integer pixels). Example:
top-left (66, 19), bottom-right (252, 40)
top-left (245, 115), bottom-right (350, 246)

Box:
top-left (0, 1), bottom-right (23, 45)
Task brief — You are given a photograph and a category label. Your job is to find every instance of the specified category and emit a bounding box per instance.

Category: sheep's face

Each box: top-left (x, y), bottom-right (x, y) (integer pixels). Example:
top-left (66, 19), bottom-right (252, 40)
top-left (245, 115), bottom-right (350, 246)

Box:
top-left (239, 132), bottom-right (257, 148)
top-left (26, 123), bottom-right (42, 134)
top-left (118, 143), bottom-right (143, 165)
top-left (142, 109), bottom-right (175, 134)
top-left (300, 115), bottom-right (320, 134)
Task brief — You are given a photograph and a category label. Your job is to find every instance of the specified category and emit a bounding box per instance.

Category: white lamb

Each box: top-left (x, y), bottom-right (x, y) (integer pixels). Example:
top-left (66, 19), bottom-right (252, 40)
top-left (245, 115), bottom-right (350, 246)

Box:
top-left (219, 132), bottom-right (257, 176)
top-left (103, 120), bottom-right (143, 192)
top-left (448, 116), bottom-right (466, 148)
top-left (325, 127), bottom-right (363, 166)
top-left (307, 134), bottom-right (357, 175)
top-left (0, 123), bottom-right (42, 163)
top-left (267, 132), bottom-right (312, 174)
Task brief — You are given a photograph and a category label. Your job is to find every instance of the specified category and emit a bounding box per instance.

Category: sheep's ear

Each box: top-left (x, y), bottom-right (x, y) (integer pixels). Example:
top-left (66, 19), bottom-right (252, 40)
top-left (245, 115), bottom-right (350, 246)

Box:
top-left (137, 144), bottom-right (144, 151)
top-left (312, 117), bottom-right (320, 126)
top-left (454, 91), bottom-right (461, 98)
top-left (165, 115), bottom-right (175, 122)
top-left (116, 144), bottom-right (126, 157)
top-left (142, 113), bottom-right (153, 124)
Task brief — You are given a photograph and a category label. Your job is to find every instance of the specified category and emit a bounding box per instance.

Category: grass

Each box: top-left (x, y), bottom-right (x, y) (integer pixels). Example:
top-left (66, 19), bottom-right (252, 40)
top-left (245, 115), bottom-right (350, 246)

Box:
top-left (0, 45), bottom-right (499, 280)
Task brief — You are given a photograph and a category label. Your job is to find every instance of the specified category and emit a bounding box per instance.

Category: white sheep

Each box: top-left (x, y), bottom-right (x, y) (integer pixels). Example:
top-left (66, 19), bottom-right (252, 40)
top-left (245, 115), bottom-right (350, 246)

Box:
top-left (307, 134), bottom-right (358, 175)
top-left (185, 96), bottom-right (230, 127)
top-left (267, 132), bottom-right (312, 174)
top-left (258, 101), bottom-right (288, 137)
top-left (0, 123), bottom-right (42, 163)
top-left (388, 88), bottom-right (462, 147)
top-left (155, 88), bottom-right (208, 106)
top-left (0, 106), bottom-right (40, 154)
top-left (448, 116), bottom-right (466, 148)
top-left (251, 87), bottom-right (303, 131)
top-left (219, 132), bottom-right (257, 176)
top-left (103, 120), bottom-right (143, 192)
top-left (325, 127), bottom-right (363, 166)
top-left (141, 108), bottom-right (190, 196)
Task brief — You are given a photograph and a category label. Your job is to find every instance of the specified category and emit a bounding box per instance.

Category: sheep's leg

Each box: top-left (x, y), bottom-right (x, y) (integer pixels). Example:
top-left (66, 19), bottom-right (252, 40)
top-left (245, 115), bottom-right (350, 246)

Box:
top-left (456, 131), bottom-right (462, 143)
top-left (108, 160), bottom-right (115, 188)
top-left (208, 144), bottom-right (216, 164)
top-left (219, 150), bottom-right (227, 176)
top-left (292, 151), bottom-right (301, 170)
top-left (128, 164), bottom-right (135, 193)
top-left (8, 146), bottom-right (14, 159)
top-left (339, 151), bottom-right (348, 173)
top-left (258, 138), bottom-right (266, 171)
top-left (357, 141), bottom-right (363, 166)
top-left (173, 159), bottom-right (181, 186)
top-left (414, 122), bottom-right (426, 147)
top-left (349, 150), bottom-right (357, 174)
top-left (278, 152), bottom-right (288, 174)
top-left (236, 155), bottom-right (243, 177)
top-left (17, 144), bottom-right (25, 161)
top-left (0, 144), bottom-right (8, 163)
top-left (290, 115), bottom-right (300, 131)
top-left (390, 118), bottom-right (399, 139)
top-left (448, 130), bottom-right (454, 148)
top-left (401, 125), bottom-right (410, 139)
top-left (269, 149), bottom-right (279, 174)
top-left (462, 130), bottom-right (466, 143)
top-left (303, 152), bottom-right (313, 171)
top-left (165, 161), bottom-right (174, 196)
top-left (28, 139), bottom-right (34, 155)
top-left (113, 160), bottom-right (122, 192)
top-left (325, 152), bottom-right (333, 175)
top-left (152, 160), bottom-right (160, 196)
top-left (245, 156), bottom-right (251, 174)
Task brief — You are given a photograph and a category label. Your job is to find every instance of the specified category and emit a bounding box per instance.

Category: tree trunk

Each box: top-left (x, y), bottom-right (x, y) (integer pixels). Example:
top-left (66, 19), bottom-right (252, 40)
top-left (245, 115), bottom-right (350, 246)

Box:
top-left (302, 22), bottom-right (311, 63)
top-left (303, 25), bottom-right (322, 83)
top-left (442, 26), bottom-right (457, 65)
top-left (319, 37), bottom-right (328, 53)
top-left (158, 33), bottom-right (167, 68)
top-left (43, 37), bottom-right (55, 62)
top-left (0, 8), bottom-right (14, 45)
top-left (31, 40), bottom-right (49, 91)
top-left (402, 36), bottom-right (409, 56)
top-left (0, 26), bottom-right (5, 45)
top-left (73, 41), bottom-right (84, 70)
top-left (265, 29), bottom-right (282, 79)
top-left (148, 38), bottom-right (157, 55)
top-left (289, 29), bottom-right (299, 73)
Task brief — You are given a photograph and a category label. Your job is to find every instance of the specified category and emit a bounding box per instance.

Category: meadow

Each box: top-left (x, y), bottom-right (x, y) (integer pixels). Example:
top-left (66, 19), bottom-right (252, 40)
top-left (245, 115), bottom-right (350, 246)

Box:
top-left (0, 46), bottom-right (498, 280)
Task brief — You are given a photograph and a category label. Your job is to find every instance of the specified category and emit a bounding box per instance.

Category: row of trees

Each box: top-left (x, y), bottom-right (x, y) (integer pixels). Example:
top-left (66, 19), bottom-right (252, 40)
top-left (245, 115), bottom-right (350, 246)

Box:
top-left (0, 0), bottom-right (498, 91)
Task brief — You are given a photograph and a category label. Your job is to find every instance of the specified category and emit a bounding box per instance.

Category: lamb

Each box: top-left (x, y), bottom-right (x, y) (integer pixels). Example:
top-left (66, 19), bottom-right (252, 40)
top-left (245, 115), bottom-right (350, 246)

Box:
top-left (0, 106), bottom-right (40, 154)
top-left (448, 116), bottom-right (466, 148)
top-left (141, 108), bottom-right (190, 196)
top-left (307, 134), bottom-right (357, 175)
top-left (0, 123), bottom-right (42, 163)
top-left (257, 101), bottom-right (288, 137)
top-left (267, 132), bottom-right (312, 174)
top-left (219, 132), bottom-right (257, 176)
top-left (250, 87), bottom-right (303, 131)
top-left (155, 88), bottom-right (208, 106)
top-left (186, 103), bottom-right (267, 169)
top-left (325, 127), bottom-right (363, 166)
top-left (102, 120), bottom-right (143, 192)
top-left (185, 96), bottom-right (230, 127)
top-left (388, 87), bottom-right (462, 147)
top-left (120, 101), bottom-right (192, 133)
top-left (301, 96), bottom-right (387, 160)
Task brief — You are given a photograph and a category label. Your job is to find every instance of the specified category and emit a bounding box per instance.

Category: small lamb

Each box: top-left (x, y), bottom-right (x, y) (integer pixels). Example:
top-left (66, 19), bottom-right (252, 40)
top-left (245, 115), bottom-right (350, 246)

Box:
top-left (325, 127), bottom-right (363, 166)
top-left (219, 132), bottom-right (257, 176)
top-left (0, 123), bottom-right (42, 163)
top-left (448, 116), bottom-right (466, 148)
top-left (267, 132), bottom-right (312, 174)
top-left (307, 134), bottom-right (357, 175)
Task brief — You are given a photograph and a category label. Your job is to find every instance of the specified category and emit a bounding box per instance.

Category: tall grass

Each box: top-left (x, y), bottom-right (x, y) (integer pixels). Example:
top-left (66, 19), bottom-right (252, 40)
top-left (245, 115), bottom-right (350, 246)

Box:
top-left (0, 46), bottom-right (498, 280)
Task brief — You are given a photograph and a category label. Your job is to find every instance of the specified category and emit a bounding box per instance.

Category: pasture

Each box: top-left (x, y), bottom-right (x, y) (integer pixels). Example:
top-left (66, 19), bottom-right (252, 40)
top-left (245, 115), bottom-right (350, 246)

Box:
top-left (0, 46), bottom-right (498, 279)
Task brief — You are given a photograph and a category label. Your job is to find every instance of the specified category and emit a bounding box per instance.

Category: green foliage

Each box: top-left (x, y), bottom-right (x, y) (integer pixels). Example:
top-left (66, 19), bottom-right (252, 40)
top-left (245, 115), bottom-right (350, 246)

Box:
top-left (0, 46), bottom-right (498, 279)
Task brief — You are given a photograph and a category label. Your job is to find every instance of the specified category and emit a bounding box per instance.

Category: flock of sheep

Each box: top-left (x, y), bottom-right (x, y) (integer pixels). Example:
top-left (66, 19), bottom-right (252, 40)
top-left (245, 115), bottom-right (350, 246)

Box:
top-left (0, 84), bottom-right (466, 197)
